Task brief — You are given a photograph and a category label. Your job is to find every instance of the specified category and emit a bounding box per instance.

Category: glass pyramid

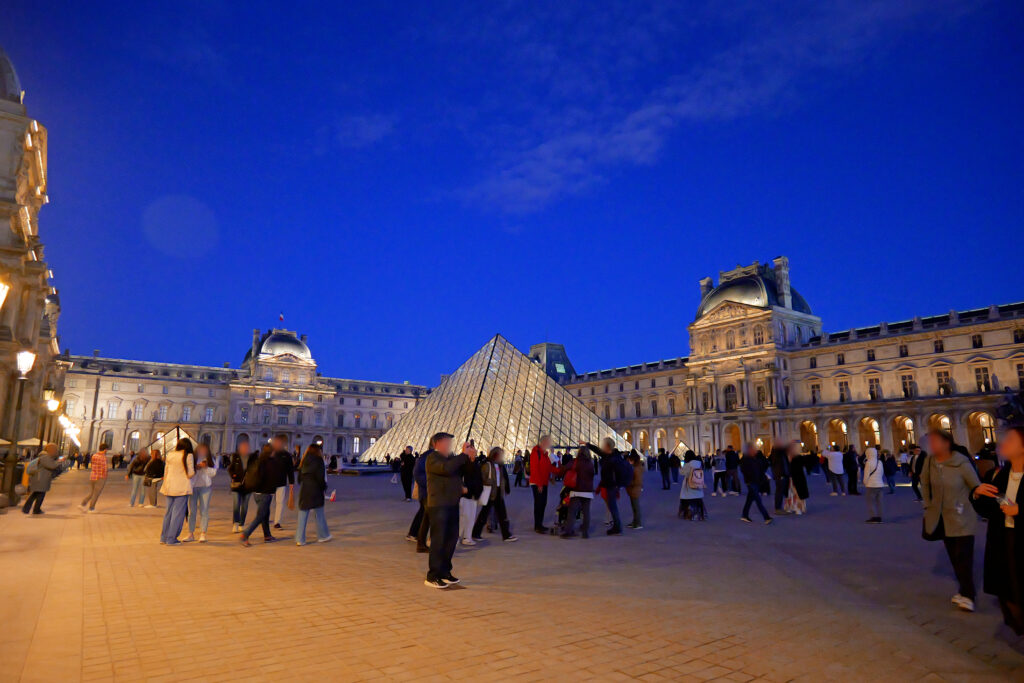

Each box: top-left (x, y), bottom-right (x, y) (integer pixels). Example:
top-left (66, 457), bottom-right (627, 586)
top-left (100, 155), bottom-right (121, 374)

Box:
top-left (143, 426), bottom-right (197, 457)
top-left (361, 335), bottom-right (631, 461)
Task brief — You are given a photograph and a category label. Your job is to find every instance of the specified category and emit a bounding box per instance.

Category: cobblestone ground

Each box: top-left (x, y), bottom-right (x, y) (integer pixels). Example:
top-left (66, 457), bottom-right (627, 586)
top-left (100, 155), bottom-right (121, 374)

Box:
top-left (2, 468), bottom-right (1023, 682)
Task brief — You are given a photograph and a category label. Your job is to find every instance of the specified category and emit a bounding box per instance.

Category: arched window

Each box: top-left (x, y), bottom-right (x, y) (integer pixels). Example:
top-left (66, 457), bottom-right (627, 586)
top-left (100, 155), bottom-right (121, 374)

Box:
top-left (723, 385), bottom-right (738, 411)
top-left (725, 331), bottom-right (735, 350)
top-left (353, 436), bottom-right (361, 454)
top-left (753, 326), bottom-right (764, 345)
top-left (100, 430), bottom-right (114, 449)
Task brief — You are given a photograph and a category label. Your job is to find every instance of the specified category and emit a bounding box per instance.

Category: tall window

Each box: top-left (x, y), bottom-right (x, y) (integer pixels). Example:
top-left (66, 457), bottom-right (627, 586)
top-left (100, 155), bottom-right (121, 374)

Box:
top-left (182, 406), bottom-right (192, 421)
top-left (753, 326), bottom-right (764, 344)
top-left (208, 389), bottom-right (215, 398)
top-left (650, 379), bottom-right (656, 389)
top-left (336, 436), bottom-right (345, 453)
top-left (111, 382), bottom-right (120, 391)
top-left (1017, 363), bottom-right (1024, 390)
top-left (353, 436), bottom-right (361, 454)
top-left (809, 357), bottom-right (817, 369)
top-left (204, 407), bottom-right (214, 422)
top-left (702, 392), bottom-right (710, 411)
top-left (281, 370), bottom-right (290, 383)
top-left (900, 374), bottom-right (915, 398)
top-left (240, 405), bottom-right (249, 423)
top-left (936, 370), bottom-right (952, 395)
top-left (371, 415), bottom-right (378, 429)
top-left (277, 406), bottom-right (289, 424)
top-left (898, 344), bottom-right (908, 358)
top-left (634, 381), bottom-right (639, 390)
top-left (264, 390), bottom-right (271, 400)
top-left (836, 353), bottom-right (845, 366)
top-left (298, 393), bottom-right (305, 402)
top-left (1015, 329), bottom-right (1024, 344)
top-left (972, 334), bottom-right (984, 349)
top-left (756, 385), bottom-right (766, 407)
top-left (668, 398), bottom-right (676, 415)
top-left (162, 386), bottom-right (169, 395)
top-left (723, 385), bottom-right (737, 411)
top-left (975, 366), bottom-right (991, 392)
top-left (129, 431), bottom-right (140, 452)
top-left (65, 398), bottom-right (77, 416)
top-left (185, 387), bottom-right (193, 396)
top-left (107, 401), bottom-right (119, 420)
top-left (868, 377), bottom-right (881, 400)
top-left (354, 414), bottom-right (361, 428)
top-left (934, 339), bottom-right (944, 353)
top-left (296, 410), bottom-right (304, 426)
top-left (604, 405), bottom-right (611, 421)
top-left (262, 408), bottom-right (271, 424)
top-left (838, 381), bottom-right (850, 403)
top-left (634, 401), bottom-right (641, 418)
top-left (158, 405), bottom-right (168, 421)
top-left (315, 410), bottom-right (323, 426)
top-left (618, 403), bottom-right (625, 419)
top-left (137, 383), bottom-right (144, 393)
top-left (726, 331), bottom-right (735, 350)
top-left (336, 413), bottom-right (344, 428)
top-left (650, 400), bottom-right (658, 417)
top-left (866, 349), bottom-right (875, 362)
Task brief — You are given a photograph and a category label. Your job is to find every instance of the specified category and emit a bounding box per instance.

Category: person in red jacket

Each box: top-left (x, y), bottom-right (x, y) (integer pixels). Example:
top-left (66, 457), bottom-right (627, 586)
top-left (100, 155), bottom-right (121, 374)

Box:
top-left (529, 436), bottom-right (554, 533)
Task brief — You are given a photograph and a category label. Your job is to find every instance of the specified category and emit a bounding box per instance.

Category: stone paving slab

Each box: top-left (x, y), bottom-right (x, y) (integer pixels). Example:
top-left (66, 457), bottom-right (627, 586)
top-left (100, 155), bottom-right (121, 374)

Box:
top-left (1, 469), bottom-right (1023, 681)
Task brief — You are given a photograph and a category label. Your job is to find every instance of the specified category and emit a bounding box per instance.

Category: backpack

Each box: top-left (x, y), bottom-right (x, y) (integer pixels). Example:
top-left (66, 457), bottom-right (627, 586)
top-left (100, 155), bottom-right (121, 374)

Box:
top-left (242, 455), bottom-right (261, 492)
top-left (686, 465), bottom-right (705, 490)
top-left (613, 456), bottom-right (633, 488)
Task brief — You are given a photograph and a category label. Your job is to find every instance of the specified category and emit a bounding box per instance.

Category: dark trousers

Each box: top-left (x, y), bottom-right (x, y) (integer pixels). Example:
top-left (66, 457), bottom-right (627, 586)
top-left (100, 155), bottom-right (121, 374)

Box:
top-left (604, 486), bottom-right (622, 531)
top-left (659, 469), bottom-right (671, 489)
top-left (414, 503), bottom-right (430, 550)
top-left (531, 484), bottom-right (548, 530)
top-left (943, 534), bottom-right (976, 600)
top-left (562, 496), bottom-right (591, 537)
top-left (742, 484), bottom-right (771, 520)
top-left (671, 467), bottom-right (680, 483)
top-left (911, 476), bottom-right (922, 500)
top-left (22, 491), bottom-right (45, 513)
top-left (400, 470), bottom-right (413, 499)
top-left (426, 505), bottom-right (459, 581)
top-left (514, 471), bottom-right (525, 487)
top-left (409, 499), bottom-right (425, 537)
top-left (773, 476), bottom-right (789, 511)
top-left (725, 469), bottom-right (741, 493)
top-left (472, 496), bottom-right (512, 539)
top-left (242, 493), bottom-right (273, 539)
top-left (847, 469), bottom-right (859, 495)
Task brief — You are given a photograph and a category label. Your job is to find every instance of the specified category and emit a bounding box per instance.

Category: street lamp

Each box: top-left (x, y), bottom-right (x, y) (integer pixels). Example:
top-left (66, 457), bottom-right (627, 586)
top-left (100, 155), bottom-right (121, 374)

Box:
top-left (3, 349), bottom-right (37, 505)
top-left (0, 280), bottom-right (9, 311)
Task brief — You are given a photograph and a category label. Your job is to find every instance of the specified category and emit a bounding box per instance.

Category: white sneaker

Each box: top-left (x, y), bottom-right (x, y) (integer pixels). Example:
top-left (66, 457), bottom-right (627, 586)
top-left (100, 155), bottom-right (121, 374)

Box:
top-left (198, 533), bottom-right (207, 543)
top-left (143, 504), bottom-right (154, 509)
top-left (232, 524), bottom-right (239, 533)
top-left (461, 538), bottom-right (476, 546)
top-left (183, 534), bottom-right (195, 543)
top-left (86, 508), bottom-right (97, 514)
top-left (952, 595), bottom-right (976, 612)
top-left (317, 535), bottom-right (333, 543)
top-left (711, 492), bottom-right (717, 497)
top-left (830, 492), bottom-right (838, 496)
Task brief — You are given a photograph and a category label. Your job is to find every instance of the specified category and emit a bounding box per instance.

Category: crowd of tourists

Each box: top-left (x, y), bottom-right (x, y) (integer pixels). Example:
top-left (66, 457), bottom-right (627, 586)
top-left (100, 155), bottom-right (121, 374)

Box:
top-left (16, 422), bottom-right (1024, 636)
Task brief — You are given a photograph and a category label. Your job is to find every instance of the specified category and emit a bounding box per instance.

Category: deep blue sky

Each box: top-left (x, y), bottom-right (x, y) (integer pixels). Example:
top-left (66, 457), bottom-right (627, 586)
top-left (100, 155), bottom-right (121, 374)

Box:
top-left (3, 1), bottom-right (1023, 386)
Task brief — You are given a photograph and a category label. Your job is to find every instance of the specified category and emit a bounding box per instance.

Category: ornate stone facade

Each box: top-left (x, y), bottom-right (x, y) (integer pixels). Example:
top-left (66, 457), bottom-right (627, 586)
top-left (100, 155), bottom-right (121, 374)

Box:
top-left (64, 329), bottom-right (427, 457)
top-left (0, 46), bottom-right (68, 453)
top-left (563, 258), bottom-right (1024, 456)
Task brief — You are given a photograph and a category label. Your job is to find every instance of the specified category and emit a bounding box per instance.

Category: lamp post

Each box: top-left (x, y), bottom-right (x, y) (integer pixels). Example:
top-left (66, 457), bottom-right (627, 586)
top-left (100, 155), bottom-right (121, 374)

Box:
top-left (3, 349), bottom-right (36, 505)
top-left (38, 384), bottom-right (56, 446)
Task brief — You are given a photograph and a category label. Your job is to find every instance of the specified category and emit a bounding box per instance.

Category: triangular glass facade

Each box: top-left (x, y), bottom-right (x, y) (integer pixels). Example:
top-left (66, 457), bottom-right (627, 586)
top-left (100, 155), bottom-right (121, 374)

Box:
top-left (143, 426), bottom-right (197, 457)
top-left (361, 335), bottom-right (630, 460)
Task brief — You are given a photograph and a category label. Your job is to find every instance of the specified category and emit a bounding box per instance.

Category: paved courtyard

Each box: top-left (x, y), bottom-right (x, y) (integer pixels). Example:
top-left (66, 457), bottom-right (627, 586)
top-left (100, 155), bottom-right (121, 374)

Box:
top-left (2, 467), bottom-right (1024, 682)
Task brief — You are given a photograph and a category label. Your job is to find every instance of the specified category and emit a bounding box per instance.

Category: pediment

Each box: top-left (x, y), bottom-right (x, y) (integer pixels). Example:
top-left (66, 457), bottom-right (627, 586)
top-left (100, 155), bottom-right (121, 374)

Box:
top-left (692, 301), bottom-right (765, 327)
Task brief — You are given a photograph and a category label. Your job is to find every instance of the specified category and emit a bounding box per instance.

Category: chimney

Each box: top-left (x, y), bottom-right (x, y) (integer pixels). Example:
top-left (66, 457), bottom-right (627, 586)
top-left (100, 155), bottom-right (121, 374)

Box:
top-left (300, 334), bottom-right (308, 344)
top-left (699, 276), bottom-right (713, 299)
top-left (879, 322), bottom-right (888, 335)
top-left (251, 329), bottom-right (260, 361)
top-left (772, 256), bottom-right (792, 310)
top-left (989, 304), bottom-right (1000, 320)
top-left (949, 309), bottom-right (959, 325)
top-left (912, 316), bottom-right (922, 331)
top-left (92, 349), bottom-right (100, 357)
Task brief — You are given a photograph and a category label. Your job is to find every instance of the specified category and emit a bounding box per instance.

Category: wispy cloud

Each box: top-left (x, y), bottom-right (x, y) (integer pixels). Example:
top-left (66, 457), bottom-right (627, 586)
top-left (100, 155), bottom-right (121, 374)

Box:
top-left (452, 0), bottom-right (982, 213)
top-left (333, 114), bottom-right (397, 149)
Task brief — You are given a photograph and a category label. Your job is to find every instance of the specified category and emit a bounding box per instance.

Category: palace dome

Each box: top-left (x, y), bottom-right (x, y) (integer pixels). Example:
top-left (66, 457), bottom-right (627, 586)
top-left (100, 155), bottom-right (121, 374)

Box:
top-left (695, 275), bottom-right (812, 320)
top-left (243, 329), bottom-right (312, 362)
top-left (0, 47), bottom-right (22, 104)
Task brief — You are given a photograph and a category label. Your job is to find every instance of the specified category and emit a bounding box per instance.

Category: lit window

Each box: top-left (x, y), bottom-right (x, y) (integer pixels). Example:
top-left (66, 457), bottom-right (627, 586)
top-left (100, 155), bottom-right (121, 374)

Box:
top-left (838, 381), bottom-right (850, 403)
top-left (810, 384), bottom-right (821, 405)
top-left (354, 414), bottom-right (361, 428)
top-left (107, 401), bottom-right (119, 420)
top-left (204, 407), bottom-right (214, 422)
top-left (901, 374), bottom-right (915, 398)
top-left (137, 384), bottom-right (144, 393)
top-left (371, 415), bottom-right (378, 429)
top-left (158, 406), bottom-right (168, 420)
top-left (182, 406), bottom-right (192, 421)
top-left (240, 406), bottom-right (249, 423)
top-left (353, 436), bottom-right (361, 454)
top-left (868, 377), bottom-right (881, 400)
top-left (264, 390), bottom-right (271, 400)
top-left (936, 370), bottom-right (952, 395)
top-left (112, 382), bottom-right (120, 391)
top-left (975, 366), bottom-right (991, 392)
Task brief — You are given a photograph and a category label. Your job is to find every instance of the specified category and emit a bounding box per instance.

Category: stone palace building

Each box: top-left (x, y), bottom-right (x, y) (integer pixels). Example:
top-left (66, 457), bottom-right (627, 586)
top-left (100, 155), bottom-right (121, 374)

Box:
top-left (562, 257), bottom-right (1024, 456)
top-left (64, 329), bottom-right (427, 457)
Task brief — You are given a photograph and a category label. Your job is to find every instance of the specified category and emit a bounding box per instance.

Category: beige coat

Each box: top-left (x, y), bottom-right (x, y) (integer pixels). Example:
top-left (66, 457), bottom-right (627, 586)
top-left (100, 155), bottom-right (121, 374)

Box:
top-left (921, 452), bottom-right (980, 538)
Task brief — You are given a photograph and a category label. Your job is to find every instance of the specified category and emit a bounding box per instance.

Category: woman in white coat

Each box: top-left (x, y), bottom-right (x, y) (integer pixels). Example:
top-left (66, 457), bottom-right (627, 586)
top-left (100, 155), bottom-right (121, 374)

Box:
top-left (863, 447), bottom-right (887, 524)
top-left (159, 440), bottom-right (195, 545)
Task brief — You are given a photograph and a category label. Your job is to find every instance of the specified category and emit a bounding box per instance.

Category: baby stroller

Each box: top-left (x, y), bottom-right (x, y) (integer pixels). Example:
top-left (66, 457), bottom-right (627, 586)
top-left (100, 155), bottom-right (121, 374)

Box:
top-left (553, 485), bottom-right (573, 535)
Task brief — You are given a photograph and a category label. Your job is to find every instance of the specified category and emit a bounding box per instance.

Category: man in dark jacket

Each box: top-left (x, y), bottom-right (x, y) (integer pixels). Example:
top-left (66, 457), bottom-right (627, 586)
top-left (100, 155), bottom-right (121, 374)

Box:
top-left (740, 443), bottom-right (773, 524)
top-left (424, 432), bottom-right (467, 589)
top-left (668, 451), bottom-right (682, 483)
top-left (769, 446), bottom-right (791, 514)
top-left (241, 446), bottom-right (283, 546)
top-left (271, 434), bottom-right (295, 529)
top-left (843, 445), bottom-right (860, 495)
top-left (910, 445), bottom-right (927, 501)
top-left (399, 446), bottom-right (416, 501)
top-left (472, 447), bottom-right (518, 542)
top-left (657, 449), bottom-right (671, 490)
top-left (580, 438), bottom-right (626, 536)
top-left (22, 443), bottom-right (62, 514)
top-left (724, 446), bottom-right (741, 494)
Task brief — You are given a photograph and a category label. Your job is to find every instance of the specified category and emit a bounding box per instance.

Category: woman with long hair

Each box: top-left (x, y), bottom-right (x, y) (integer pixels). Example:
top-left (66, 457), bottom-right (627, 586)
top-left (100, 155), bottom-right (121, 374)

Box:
top-left (184, 442), bottom-right (218, 543)
top-left (159, 440), bottom-right (195, 545)
top-left (973, 425), bottom-right (1024, 634)
top-left (921, 429), bottom-right (996, 612)
top-left (295, 444), bottom-right (331, 545)
top-left (678, 451), bottom-right (706, 521)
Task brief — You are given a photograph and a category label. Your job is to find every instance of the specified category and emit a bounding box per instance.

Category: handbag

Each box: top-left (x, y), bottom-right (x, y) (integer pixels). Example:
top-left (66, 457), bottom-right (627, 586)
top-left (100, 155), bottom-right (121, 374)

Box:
top-left (143, 476), bottom-right (154, 487)
top-left (287, 486), bottom-right (295, 511)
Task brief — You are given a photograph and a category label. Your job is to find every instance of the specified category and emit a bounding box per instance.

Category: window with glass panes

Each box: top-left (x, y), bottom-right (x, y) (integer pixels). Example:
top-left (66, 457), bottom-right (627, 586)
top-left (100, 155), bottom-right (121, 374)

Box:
top-left (158, 405), bottom-right (168, 420)
top-left (810, 384), bottom-right (821, 404)
top-left (1017, 363), bottom-right (1024, 389)
top-left (838, 381), bottom-right (850, 402)
top-left (900, 374), bottom-right (914, 398)
top-left (182, 406), bottom-right (191, 421)
top-left (277, 406), bottom-right (289, 424)
top-left (868, 376), bottom-right (881, 400)
top-left (975, 366), bottom-right (991, 392)
top-left (634, 401), bottom-right (641, 417)
top-left (936, 370), bottom-right (952, 395)
top-left (204, 407), bottom-right (214, 422)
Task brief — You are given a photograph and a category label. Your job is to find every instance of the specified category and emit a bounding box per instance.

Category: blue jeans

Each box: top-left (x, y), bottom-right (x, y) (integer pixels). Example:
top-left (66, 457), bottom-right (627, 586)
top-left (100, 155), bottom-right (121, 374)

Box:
top-left (129, 474), bottom-right (145, 506)
top-left (188, 486), bottom-right (212, 533)
top-left (604, 486), bottom-right (622, 531)
top-left (232, 490), bottom-right (250, 525)
top-left (161, 496), bottom-right (188, 544)
top-left (295, 506), bottom-right (329, 544)
top-left (242, 493), bottom-right (273, 539)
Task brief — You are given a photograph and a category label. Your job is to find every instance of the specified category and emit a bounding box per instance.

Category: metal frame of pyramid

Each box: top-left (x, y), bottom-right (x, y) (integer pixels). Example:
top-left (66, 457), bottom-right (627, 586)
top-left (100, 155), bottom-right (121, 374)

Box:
top-left (360, 335), bottom-right (631, 460)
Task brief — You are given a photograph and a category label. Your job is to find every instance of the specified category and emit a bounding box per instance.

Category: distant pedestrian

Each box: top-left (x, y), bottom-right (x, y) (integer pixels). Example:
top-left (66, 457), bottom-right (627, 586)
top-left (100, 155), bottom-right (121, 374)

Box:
top-left (739, 443), bottom-right (772, 525)
top-left (399, 446), bottom-right (416, 501)
top-left (769, 446), bottom-right (791, 515)
top-left (185, 442), bottom-right (217, 543)
top-left (79, 444), bottom-right (110, 513)
top-left (669, 451), bottom-right (682, 484)
top-left (126, 449), bottom-right (150, 507)
top-left (21, 443), bottom-right (62, 515)
top-left (724, 446), bottom-right (741, 495)
top-left (910, 445), bottom-right (926, 501)
top-left (512, 450), bottom-right (526, 488)
top-left (240, 444), bottom-right (282, 547)
top-left (406, 450), bottom-right (430, 552)
top-left (862, 447), bottom-right (886, 524)
top-left (296, 444), bottom-right (332, 545)
top-left (921, 429), bottom-right (988, 612)
top-left (710, 450), bottom-right (728, 496)
top-left (882, 451), bottom-right (898, 494)
top-left (678, 451), bottom-right (706, 521)
top-left (143, 450), bottom-right (164, 508)
top-left (424, 432), bottom-right (467, 589)
top-left (159, 440), bottom-right (195, 545)
top-left (844, 445), bottom-right (860, 496)
top-left (825, 447), bottom-right (846, 495)
top-left (786, 441), bottom-right (809, 515)
top-left (657, 449), bottom-right (671, 490)
top-left (625, 450), bottom-right (644, 529)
